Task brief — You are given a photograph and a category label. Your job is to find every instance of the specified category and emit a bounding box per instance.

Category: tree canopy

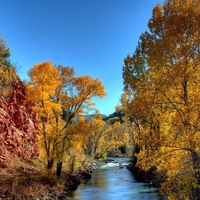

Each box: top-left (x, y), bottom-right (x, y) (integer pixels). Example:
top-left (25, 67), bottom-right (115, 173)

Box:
top-left (122, 0), bottom-right (200, 199)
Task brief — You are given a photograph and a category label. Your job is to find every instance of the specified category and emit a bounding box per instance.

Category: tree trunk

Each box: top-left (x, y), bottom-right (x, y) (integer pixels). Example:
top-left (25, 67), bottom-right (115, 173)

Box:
top-left (191, 150), bottom-right (200, 200)
top-left (47, 158), bottom-right (54, 170)
top-left (56, 161), bottom-right (63, 177)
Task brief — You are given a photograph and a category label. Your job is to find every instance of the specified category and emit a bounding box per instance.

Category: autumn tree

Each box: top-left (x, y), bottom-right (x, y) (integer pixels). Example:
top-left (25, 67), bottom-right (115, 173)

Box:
top-left (83, 112), bottom-right (133, 159)
top-left (26, 63), bottom-right (107, 176)
top-left (122, 0), bottom-right (200, 199)
top-left (64, 116), bottom-right (89, 172)
top-left (26, 61), bottom-right (61, 169)
top-left (84, 114), bottom-right (110, 159)
top-left (54, 66), bottom-right (107, 176)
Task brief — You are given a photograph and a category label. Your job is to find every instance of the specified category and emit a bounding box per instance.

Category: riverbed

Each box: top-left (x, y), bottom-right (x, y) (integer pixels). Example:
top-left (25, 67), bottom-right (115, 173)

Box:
top-left (66, 158), bottom-right (164, 200)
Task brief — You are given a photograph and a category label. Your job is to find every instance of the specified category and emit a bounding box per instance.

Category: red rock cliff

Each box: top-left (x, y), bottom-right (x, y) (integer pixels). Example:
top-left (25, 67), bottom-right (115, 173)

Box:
top-left (0, 80), bottom-right (39, 167)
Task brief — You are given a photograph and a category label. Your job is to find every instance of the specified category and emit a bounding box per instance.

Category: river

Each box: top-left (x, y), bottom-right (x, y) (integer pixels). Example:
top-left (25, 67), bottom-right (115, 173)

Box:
top-left (66, 158), bottom-right (164, 200)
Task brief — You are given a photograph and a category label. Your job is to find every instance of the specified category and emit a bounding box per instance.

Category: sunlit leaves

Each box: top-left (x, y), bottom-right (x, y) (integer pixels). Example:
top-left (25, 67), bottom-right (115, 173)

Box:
top-left (26, 61), bottom-right (62, 168)
top-left (26, 62), bottom-right (107, 174)
top-left (27, 61), bottom-right (61, 102)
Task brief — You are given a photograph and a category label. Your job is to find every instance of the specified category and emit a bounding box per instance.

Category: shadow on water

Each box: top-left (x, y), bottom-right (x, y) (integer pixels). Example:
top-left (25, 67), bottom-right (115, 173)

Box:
top-left (66, 158), bottom-right (165, 200)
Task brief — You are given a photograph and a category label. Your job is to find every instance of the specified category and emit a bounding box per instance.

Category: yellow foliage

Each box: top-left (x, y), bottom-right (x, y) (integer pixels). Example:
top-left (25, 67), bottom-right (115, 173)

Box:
top-left (26, 63), bottom-right (107, 174)
top-left (122, 0), bottom-right (200, 198)
top-left (26, 61), bottom-right (62, 168)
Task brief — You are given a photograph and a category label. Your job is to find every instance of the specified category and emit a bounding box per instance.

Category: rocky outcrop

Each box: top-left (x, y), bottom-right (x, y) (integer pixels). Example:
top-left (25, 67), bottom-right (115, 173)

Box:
top-left (0, 79), bottom-right (39, 167)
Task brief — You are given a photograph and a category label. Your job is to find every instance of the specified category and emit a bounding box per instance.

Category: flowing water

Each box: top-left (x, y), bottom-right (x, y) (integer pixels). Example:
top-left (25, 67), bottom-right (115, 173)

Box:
top-left (66, 158), bottom-right (164, 200)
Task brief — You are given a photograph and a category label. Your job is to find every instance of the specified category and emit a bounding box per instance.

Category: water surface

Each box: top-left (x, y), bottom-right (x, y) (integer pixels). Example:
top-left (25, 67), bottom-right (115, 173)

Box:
top-left (67, 158), bottom-right (164, 200)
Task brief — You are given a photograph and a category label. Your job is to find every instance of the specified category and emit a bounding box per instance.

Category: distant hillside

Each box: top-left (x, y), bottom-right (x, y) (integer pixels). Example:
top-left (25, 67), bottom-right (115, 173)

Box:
top-left (104, 111), bottom-right (125, 124)
top-left (75, 112), bottom-right (126, 124)
top-left (76, 114), bottom-right (107, 122)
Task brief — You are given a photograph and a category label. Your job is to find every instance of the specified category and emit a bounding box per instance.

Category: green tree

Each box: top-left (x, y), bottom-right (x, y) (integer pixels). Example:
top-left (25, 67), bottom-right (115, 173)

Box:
top-left (0, 34), bottom-right (17, 97)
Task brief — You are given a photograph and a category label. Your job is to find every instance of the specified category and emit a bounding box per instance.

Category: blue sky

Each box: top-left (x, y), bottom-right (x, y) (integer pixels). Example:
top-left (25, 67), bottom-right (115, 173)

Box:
top-left (0, 0), bottom-right (164, 116)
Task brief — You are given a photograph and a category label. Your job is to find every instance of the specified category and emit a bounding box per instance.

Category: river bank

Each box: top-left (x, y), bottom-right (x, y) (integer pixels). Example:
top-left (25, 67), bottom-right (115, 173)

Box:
top-left (0, 160), bottom-right (105, 199)
top-left (126, 157), bottom-right (165, 187)
top-left (0, 157), bottom-right (162, 199)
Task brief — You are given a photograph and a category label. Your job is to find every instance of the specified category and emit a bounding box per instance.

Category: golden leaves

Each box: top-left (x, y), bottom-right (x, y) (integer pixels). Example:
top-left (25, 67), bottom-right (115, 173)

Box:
top-left (73, 75), bottom-right (107, 99)
top-left (26, 62), bottom-right (107, 171)
top-left (122, 0), bottom-right (200, 198)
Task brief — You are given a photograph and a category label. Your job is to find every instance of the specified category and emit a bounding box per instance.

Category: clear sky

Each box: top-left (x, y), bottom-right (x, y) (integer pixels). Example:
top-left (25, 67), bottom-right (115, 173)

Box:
top-left (0, 0), bottom-right (164, 116)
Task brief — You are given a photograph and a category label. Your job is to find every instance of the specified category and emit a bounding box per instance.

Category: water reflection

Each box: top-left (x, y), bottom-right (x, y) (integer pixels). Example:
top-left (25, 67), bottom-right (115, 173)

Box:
top-left (67, 160), bottom-right (164, 200)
